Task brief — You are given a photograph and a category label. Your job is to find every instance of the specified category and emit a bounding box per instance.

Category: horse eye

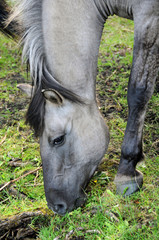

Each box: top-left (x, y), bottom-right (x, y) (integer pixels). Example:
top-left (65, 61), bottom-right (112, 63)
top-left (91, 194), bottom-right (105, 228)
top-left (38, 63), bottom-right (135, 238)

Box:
top-left (53, 135), bottom-right (65, 146)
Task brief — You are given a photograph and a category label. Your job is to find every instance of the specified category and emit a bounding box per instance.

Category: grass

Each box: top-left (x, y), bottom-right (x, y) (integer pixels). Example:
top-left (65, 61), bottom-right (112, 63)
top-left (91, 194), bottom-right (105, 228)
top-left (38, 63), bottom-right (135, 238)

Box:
top-left (0, 16), bottom-right (159, 239)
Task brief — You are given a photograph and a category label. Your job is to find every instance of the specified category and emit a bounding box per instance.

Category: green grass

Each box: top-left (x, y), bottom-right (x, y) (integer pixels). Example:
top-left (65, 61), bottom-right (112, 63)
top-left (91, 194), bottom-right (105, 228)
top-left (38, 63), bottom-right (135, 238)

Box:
top-left (0, 16), bottom-right (159, 239)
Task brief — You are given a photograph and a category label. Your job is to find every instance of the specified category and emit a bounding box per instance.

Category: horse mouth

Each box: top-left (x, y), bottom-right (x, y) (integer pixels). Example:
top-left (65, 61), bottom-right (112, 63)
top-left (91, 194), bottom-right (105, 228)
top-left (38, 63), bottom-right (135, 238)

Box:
top-left (47, 195), bottom-right (87, 215)
top-left (75, 196), bottom-right (87, 208)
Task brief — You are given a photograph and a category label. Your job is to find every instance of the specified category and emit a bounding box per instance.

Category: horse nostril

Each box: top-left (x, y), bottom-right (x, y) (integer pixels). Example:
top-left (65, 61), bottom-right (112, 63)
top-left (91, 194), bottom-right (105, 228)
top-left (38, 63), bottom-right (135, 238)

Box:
top-left (54, 203), bottom-right (67, 215)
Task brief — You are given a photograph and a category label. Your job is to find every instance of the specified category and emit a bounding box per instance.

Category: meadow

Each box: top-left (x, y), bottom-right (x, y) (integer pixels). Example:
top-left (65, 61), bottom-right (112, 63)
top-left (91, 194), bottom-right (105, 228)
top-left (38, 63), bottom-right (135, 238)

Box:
top-left (0, 16), bottom-right (159, 239)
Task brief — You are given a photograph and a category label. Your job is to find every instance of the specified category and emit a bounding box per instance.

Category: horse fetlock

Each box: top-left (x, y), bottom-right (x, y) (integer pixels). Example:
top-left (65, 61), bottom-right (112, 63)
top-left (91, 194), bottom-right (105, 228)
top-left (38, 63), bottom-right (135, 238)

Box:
top-left (123, 129), bottom-right (144, 153)
top-left (114, 170), bottom-right (143, 196)
top-left (116, 150), bottom-right (144, 181)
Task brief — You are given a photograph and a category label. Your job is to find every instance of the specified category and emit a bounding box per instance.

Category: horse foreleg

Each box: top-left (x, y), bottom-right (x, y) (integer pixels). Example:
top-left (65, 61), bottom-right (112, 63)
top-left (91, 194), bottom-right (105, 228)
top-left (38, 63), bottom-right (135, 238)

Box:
top-left (114, 13), bottom-right (159, 195)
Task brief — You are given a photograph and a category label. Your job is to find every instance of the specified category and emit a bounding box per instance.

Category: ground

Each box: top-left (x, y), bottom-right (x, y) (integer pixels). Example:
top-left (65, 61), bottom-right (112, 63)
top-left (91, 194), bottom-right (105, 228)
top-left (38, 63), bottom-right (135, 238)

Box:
top-left (0, 16), bottom-right (159, 240)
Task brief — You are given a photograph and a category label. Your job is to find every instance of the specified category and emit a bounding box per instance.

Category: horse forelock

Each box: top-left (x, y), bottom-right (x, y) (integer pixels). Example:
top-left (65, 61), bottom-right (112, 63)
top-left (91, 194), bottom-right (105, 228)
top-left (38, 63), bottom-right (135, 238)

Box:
top-left (9, 0), bottom-right (83, 135)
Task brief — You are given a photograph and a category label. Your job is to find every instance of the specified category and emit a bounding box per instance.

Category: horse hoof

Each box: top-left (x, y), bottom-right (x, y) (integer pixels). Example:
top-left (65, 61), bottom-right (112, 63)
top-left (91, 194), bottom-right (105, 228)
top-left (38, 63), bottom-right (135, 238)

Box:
top-left (114, 170), bottom-right (143, 196)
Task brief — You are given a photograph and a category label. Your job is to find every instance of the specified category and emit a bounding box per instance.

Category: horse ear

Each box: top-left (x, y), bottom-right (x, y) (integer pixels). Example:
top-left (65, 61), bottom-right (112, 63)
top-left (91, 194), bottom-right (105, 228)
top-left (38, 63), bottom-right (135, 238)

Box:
top-left (42, 89), bottom-right (63, 105)
top-left (17, 84), bottom-right (34, 98)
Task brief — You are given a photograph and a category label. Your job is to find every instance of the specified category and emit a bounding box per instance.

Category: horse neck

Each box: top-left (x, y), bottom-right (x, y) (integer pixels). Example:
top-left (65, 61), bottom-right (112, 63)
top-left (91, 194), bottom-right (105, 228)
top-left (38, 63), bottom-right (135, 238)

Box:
top-left (12, 0), bottom-right (133, 103)
top-left (42, 0), bottom-right (104, 102)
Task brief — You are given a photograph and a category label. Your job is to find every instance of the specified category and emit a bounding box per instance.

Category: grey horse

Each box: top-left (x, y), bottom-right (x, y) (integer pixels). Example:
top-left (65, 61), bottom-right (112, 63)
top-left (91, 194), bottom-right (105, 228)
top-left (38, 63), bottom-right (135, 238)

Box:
top-left (1, 0), bottom-right (159, 215)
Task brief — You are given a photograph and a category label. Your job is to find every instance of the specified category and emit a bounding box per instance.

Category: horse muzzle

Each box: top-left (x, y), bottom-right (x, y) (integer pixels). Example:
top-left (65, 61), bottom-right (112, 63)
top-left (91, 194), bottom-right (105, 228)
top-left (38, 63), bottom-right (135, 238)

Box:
top-left (46, 189), bottom-right (86, 215)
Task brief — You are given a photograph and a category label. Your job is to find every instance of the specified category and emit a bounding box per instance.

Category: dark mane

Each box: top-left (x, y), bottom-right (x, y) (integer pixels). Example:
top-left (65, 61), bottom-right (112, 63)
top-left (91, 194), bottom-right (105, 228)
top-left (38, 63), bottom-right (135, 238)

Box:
top-left (26, 65), bottom-right (83, 136)
top-left (0, 0), bottom-right (18, 38)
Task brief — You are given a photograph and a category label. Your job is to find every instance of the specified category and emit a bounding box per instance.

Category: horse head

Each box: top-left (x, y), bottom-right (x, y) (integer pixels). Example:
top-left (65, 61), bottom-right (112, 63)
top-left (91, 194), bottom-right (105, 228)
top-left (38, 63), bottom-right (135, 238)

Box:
top-left (18, 84), bottom-right (109, 215)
